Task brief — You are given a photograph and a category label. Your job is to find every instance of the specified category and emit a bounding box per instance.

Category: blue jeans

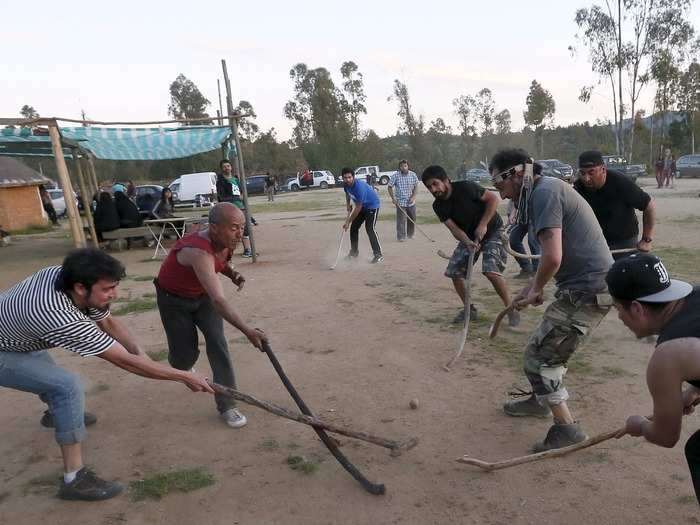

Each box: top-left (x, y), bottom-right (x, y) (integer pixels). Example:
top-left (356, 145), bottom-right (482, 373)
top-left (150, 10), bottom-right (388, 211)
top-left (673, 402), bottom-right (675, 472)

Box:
top-left (508, 223), bottom-right (540, 272)
top-left (0, 350), bottom-right (86, 445)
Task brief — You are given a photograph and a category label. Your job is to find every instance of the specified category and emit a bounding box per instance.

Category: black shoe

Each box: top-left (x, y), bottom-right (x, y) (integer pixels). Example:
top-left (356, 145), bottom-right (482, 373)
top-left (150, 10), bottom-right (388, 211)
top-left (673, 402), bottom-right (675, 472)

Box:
top-left (532, 422), bottom-right (587, 452)
top-left (503, 394), bottom-right (551, 418)
top-left (452, 304), bottom-right (478, 324)
top-left (41, 411), bottom-right (97, 429)
top-left (58, 467), bottom-right (123, 501)
top-left (345, 253), bottom-right (358, 261)
top-left (370, 255), bottom-right (384, 264)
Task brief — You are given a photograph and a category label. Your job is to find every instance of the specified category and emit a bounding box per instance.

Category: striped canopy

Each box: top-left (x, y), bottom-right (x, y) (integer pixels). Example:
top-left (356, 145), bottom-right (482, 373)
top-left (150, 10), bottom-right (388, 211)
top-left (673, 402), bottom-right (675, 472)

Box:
top-left (0, 126), bottom-right (233, 160)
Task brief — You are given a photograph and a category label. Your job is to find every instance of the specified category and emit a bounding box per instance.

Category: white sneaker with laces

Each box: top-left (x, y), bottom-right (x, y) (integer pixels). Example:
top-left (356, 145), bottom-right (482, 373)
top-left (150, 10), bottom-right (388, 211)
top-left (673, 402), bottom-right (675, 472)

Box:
top-left (220, 408), bottom-right (247, 428)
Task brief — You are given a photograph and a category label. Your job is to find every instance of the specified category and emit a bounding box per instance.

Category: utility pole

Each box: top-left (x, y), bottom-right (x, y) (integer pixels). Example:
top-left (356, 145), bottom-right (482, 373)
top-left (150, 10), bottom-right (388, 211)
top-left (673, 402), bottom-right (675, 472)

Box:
top-left (221, 59), bottom-right (257, 263)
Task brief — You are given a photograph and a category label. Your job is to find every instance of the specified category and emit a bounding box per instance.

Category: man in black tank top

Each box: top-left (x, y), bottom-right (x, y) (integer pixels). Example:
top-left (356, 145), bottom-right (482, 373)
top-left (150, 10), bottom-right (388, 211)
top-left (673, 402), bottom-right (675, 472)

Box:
top-left (606, 253), bottom-right (700, 503)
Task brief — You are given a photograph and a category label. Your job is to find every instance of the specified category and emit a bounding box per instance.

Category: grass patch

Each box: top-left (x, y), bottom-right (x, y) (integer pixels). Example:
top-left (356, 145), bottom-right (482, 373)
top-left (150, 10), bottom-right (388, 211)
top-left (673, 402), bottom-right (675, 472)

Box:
top-left (129, 467), bottom-right (215, 501)
top-left (600, 365), bottom-right (630, 378)
top-left (146, 349), bottom-right (169, 361)
top-left (9, 224), bottom-right (55, 236)
top-left (88, 382), bottom-right (111, 394)
top-left (256, 439), bottom-right (280, 452)
top-left (113, 298), bottom-right (157, 316)
top-left (25, 452), bottom-right (46, 465)
top-left (653, 246), bottom-right (700, 281)
top-left (674, 494), bottom-right (696, 504)
top-left (129, 275), bottom-right (154, 282)
top-left (250, 200), bottom-right (337, 214)
top-left (286, 455), bottom-right (319, 475)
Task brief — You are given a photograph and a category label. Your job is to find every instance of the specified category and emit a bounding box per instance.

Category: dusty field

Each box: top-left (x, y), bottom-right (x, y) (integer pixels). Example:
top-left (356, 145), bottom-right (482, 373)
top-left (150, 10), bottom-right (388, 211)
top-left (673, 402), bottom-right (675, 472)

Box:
top-left (1, 178), bottom-right (700, 525)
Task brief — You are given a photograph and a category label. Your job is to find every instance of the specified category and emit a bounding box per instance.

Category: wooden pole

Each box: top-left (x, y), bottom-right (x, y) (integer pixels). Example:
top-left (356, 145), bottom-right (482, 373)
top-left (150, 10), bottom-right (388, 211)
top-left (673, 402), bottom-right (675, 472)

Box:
top-left (217, 79), bottom-right (224, 126)
top-left (221, 59), bottom-right (257, 262)
top-left (48, 124), bottom-right (85, 248)
top-left (72, 149), bottom-right (98, 247)
top-left (209, 382), bottom-right (418, 455)
top-left (87, 155), bottom-right (100, 194)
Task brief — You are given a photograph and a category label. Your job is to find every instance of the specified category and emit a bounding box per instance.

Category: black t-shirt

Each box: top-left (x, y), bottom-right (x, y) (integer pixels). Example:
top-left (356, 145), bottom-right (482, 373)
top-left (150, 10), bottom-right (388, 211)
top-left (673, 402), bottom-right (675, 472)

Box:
top-left (574, 169), bottom-right (651, 244)
top-left (656, 287), bottom-right (700, 388)
top-left (432, 180), bottom-right (503, 239)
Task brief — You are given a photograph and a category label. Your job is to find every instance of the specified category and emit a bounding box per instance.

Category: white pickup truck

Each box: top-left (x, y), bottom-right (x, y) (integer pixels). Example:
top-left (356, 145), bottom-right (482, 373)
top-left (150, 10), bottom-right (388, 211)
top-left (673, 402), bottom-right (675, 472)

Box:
top-left (353, 166), bottom-right (395, 185)
top-left (287, 170), bottom-right (336, 191)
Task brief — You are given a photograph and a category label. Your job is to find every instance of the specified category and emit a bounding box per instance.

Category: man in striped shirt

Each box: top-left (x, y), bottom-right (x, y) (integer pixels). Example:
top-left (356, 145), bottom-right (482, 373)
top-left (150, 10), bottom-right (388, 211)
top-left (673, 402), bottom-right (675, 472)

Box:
top-left (0, 249), bottom-right (213, 501)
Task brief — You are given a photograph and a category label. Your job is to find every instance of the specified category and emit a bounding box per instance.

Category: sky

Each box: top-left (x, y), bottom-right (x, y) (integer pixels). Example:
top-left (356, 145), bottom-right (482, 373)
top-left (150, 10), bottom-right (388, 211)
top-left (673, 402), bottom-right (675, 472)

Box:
top-left (3, 0), bottom-right (699, 141)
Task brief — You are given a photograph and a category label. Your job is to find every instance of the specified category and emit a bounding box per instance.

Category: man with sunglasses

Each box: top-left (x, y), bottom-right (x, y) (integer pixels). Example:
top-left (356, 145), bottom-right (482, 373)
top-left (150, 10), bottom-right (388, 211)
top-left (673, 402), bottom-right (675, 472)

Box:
top-left (573, 150), bottom-right (655, 260)
top-left (491, 149), bottom-right (613, 452)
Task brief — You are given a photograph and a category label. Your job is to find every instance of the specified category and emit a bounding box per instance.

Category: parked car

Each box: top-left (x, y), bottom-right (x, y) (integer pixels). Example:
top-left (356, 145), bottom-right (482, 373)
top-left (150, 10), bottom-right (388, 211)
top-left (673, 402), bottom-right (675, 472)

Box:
top-left (602, 155), bottom-right (646, 183)
top-left (354, 165), bottom-right (394, 185)
top-left (288, 170), bottom-right (335, 191)
top-left (134, 184), bottom-right (163, 217)
top-left (676, 154), bottom-right (700, 178)
top-left (245, 175), bottom-right (267, 195)
top-left (169, 172), bottom-right (217, 205)
top-left (455, 168), bottom-right (490, 183)
top-left (538, 159), bottom-right (573, 182)
top-left (48, 189), bottom-right (68, 217)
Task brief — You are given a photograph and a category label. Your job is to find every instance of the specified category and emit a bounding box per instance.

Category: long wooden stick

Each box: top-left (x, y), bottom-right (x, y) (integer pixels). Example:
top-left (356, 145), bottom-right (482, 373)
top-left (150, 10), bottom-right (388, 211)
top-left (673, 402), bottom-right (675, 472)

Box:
top-left (330, 228), bottom-right (346, 270)
top-left (501, 233), bottom-right (635, 260)
top-left (444, 249), bottom-right (475, 371)
top-left (489, 303), bottom-right (516, 339)
top-left (457, 427), bottom-right (620, 471)
top-left (209, 382), bottom-right (418, 455)
top-left (396, 205), bottom-right (436, 242)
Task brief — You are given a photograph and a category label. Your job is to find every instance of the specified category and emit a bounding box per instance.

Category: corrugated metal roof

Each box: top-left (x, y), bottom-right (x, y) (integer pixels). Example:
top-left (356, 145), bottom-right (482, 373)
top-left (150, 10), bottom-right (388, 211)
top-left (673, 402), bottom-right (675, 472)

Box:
top-left (0, 157), bottom-right (51, 188)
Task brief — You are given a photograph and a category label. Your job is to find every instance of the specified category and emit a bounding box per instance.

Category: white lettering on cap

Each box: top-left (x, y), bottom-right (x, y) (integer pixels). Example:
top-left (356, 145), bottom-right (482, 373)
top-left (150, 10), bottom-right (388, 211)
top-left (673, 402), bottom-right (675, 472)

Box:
top-left (654, 262), bottom-right (669, 284)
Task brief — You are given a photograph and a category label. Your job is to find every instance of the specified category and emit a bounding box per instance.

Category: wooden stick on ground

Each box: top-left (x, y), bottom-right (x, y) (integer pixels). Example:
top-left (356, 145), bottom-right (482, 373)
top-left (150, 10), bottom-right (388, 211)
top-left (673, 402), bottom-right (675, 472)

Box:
top-left (457, 427), bottom-right (620, 471)
top-left (396, 205), bottom-right (436, 242)
top-left (209, 382), bottom-right (418, 456)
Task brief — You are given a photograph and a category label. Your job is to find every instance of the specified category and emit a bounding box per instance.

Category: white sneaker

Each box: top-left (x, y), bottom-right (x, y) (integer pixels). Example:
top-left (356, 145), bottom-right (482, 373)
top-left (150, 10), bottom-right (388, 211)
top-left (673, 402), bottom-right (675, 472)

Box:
top-left (220, 408), bottom-right (247, 428)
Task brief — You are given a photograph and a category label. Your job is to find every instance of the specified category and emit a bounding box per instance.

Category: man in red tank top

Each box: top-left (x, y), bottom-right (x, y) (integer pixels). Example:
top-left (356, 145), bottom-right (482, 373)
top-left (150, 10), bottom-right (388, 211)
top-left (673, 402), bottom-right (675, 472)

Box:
top-left (155, 202), bottom-right (267, 428)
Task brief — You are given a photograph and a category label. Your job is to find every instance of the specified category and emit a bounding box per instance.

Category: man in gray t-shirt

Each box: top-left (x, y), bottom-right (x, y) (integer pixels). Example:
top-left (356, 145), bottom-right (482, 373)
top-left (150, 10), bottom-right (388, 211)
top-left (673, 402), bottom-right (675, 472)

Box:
top-left (491, 149), bottom-right (613, 453)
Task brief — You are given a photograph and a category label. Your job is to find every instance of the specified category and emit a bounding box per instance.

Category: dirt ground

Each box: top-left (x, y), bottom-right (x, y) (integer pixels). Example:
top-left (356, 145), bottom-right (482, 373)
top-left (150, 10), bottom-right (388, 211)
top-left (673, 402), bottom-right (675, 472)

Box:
top-left (1, 178), bottom-right (700, 525)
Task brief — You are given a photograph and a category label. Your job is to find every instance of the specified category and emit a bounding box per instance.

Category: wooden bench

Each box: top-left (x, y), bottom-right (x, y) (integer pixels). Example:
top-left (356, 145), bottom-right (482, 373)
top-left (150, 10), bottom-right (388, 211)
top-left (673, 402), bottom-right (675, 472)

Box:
top-left (101, 227), bottom-right (153, 251)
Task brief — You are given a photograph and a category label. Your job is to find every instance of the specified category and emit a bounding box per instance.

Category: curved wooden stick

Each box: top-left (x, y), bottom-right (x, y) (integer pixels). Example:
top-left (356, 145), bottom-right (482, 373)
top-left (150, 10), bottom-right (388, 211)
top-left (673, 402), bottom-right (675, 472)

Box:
top-left (437, 249), bottom-right (451, 259)
top-left (444, 249), bottom-right (475, 371)
top-left (502, 233), bottom-right (636, 260)
top-left (329, 229), bottom-right (346, 270)
top-left (396, 205), bottom-right (436, 242)
top-left (457, 427), bottom-right (620, 471)
top-left (209, 382), bottom-right (417, 455)
top-left (488, 303), bottom-right (516, 339)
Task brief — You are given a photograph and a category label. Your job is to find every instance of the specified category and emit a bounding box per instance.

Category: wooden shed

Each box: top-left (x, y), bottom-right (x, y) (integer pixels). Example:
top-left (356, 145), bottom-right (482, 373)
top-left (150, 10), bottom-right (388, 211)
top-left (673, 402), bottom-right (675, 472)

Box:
top-left (0, 157), bottom-right (51, 231)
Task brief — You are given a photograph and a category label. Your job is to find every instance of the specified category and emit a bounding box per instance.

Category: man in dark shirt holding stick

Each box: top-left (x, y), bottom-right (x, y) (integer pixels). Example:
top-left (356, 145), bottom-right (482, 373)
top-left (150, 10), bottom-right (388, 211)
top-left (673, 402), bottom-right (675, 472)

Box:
top-left (574, 150), bottom-right (656, 260)
top-left (422, 165), bottom-right (518, 326)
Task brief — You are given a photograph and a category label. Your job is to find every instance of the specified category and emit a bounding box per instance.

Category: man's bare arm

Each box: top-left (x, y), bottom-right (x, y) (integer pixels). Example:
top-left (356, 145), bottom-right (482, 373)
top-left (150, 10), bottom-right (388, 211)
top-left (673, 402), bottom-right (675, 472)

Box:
top-left (97, 316), bottom-right (145, 356)
top-left (444, 219), bottom-right (477, 249)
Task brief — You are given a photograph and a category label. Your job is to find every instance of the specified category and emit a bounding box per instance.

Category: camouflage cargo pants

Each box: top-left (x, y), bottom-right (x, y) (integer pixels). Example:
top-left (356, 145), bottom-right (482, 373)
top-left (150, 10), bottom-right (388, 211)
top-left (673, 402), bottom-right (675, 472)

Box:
top-left (523, 290), bottom-right (611, 406)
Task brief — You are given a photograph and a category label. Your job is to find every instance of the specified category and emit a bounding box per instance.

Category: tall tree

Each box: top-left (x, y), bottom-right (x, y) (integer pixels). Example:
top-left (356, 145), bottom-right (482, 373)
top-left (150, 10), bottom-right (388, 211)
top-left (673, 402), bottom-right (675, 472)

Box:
top-left (475, 88), bottom-right (496, 136)
top-left (389, 79), bottom-right (427, 166)
top-left (427, 117), bottom-right (453, 165)
top-left (20, 105), bottom-right (39, 120)
top-left (340, 61), bottom-right (367, 141)
top-left (495, 109), bottom-right (512, 135)
top-left (453, 94), bottom-right (478, 164)
top-left (675, 60), bottom-right (700, 153)
top-left (284, 63), bottom-right (314, 147)
top-left (523, 80), bottom-right (556, 157)
top-left (234, 100), bottom-right (259, 142)
top-left (168, 74), bottom-right (211, 124)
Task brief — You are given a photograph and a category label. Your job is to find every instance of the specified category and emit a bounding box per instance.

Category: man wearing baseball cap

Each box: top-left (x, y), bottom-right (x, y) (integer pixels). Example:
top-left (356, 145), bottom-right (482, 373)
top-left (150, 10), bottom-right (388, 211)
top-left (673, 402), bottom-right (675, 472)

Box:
top-left (607, 253), bottom-right (700, 503)
top-left (574, 150), bottom-right (656, 260)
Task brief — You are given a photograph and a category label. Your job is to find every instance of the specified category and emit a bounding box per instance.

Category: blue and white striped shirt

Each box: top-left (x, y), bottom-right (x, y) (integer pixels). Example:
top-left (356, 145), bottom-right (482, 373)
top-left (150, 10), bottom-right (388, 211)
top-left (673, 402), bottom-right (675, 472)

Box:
top-left (0, 266), bottom-right (114, 357)
top-left (388, 171), bottom-right (419, 207)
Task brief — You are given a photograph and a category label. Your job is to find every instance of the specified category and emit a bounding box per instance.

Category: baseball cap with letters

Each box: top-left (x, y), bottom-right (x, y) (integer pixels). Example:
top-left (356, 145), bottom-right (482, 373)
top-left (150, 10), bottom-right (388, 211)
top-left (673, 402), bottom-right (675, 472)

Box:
top-left (606, 253), bottom-right (692, 303)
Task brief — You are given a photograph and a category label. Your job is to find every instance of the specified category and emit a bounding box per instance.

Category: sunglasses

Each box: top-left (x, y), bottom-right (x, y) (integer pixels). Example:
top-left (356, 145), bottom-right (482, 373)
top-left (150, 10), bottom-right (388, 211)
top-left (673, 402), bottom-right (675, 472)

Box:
top-left (491, 164), bottom-right (524, 184)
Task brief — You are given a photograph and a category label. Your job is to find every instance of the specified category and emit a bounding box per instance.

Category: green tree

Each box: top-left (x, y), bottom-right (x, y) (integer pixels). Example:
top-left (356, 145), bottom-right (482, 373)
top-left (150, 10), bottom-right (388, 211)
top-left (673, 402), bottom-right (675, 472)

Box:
top-left (168, 74), bottom-right (211, 124)
top-left (675, 61), bottom-right (700, 153)
top-left (523, 80), bottom-right (556, 157)
top-left (453, 94), bottom-right (478, 165)
top-left (340, 61), bottom-right (367, 141)
top-left (284, 63), bottom-right (314, 146)
top-left (389, 79), bottom-right (427, 166)
top-left (495, 109), bottom-right (512, 135)
top-left (427, 117), bottom-right (452, 165)
top-left (234, 100), bottom-right (259, 142)
top-left (20, 105), bottom-right (39, 120)
top-left (475, 88), bottom-right (496, 136)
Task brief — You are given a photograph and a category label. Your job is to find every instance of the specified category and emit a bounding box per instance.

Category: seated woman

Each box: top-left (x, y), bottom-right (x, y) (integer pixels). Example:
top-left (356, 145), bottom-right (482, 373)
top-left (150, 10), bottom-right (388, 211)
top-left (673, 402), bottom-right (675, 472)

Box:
top-left (93, 192), bottom-right (120, 242)
top-left (151, 188), bottom-right (175, 219)
top-left (113, 186), bottom-right (143, 228)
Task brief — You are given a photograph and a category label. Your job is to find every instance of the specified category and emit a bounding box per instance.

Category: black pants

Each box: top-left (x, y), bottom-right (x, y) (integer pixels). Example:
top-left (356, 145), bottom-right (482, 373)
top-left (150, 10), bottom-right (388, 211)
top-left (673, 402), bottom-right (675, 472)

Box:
top-left (43, 203), bottom-right (58, 225)
top-left (686, 430), bottom-right (700, 503)
top-left (155, 283), bottom-right (236, 413)
top-left (349, 208), bottom-right (382, 257)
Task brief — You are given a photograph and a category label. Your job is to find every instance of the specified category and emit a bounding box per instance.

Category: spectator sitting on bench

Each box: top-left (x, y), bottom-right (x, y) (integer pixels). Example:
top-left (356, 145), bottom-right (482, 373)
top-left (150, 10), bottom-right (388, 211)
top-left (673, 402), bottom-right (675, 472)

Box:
top-left (151, 188), bottom-right (176, 219)
top-left (113, 184), bottom-right (151, 248)
top-left (93, 192), bottom-right (120, 243)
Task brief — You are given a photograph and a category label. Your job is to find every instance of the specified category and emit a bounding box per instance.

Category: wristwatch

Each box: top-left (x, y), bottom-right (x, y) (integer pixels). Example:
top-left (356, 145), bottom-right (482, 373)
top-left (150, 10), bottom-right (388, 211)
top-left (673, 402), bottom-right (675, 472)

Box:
top-left (641, 236), bottom-right (652, 243)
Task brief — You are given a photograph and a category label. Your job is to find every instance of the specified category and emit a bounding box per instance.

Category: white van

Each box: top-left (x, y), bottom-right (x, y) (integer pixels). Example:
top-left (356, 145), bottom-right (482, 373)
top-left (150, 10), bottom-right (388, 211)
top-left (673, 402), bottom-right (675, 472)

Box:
top-left (169, 172), bottom-right (217, 205)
